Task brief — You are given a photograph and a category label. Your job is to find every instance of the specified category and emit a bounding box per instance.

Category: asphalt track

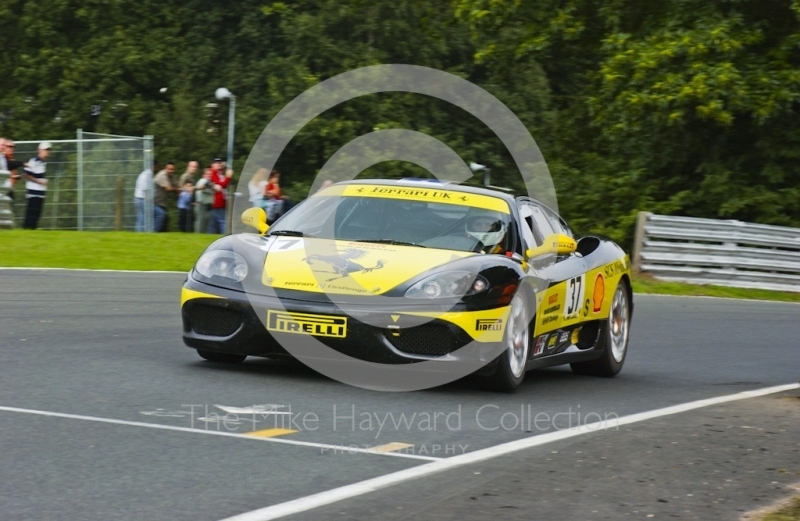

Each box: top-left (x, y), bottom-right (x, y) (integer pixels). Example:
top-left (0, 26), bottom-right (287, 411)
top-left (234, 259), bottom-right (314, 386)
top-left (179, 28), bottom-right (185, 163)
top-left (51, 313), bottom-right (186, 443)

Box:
top-left (0, 269), bottom-right (798, 520)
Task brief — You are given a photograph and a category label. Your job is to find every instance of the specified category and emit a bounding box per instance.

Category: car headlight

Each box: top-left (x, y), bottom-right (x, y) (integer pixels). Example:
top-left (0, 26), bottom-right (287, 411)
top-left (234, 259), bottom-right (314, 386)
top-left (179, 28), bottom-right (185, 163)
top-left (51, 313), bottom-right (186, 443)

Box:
top-left (195, 250), bottom-right (249, 282)
top-left (405, 271), bottom-right (489, 299)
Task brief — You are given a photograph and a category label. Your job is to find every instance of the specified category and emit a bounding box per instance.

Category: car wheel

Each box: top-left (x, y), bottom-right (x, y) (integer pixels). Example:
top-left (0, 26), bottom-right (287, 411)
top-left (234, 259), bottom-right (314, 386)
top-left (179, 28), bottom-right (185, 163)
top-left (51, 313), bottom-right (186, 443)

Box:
top-left (485, 293), bottom-right (531, 392)
top-left (571, 282), bottom-right (630, 377)
top-left (196, 350), bottom-right (247, 363)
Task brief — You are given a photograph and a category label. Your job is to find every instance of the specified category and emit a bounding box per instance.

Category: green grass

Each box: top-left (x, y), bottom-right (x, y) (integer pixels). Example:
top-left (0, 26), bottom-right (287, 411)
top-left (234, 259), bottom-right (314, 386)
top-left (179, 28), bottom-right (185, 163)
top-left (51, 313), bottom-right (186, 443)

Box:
top-left (1, 230), bottom-right (799, 302)
top-left (760, 496), bottom-right (800, 521)
top-left (0, 229), bottom-right (220, 272)
top-left (632, 273), bottom-right (800, 303)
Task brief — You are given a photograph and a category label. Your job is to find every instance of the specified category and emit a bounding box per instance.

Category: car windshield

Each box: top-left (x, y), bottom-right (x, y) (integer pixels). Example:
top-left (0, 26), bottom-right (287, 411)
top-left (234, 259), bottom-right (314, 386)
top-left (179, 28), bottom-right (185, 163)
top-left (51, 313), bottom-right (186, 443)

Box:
top-left (270, 184), bottom-right (513, 253)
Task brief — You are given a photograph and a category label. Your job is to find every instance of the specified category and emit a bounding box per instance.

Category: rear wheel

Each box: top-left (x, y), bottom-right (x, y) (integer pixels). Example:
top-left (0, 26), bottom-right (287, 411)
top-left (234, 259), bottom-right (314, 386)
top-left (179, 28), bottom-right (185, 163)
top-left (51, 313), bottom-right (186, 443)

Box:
top-left (571, 282), bottom-right (630, 377)
top-left (196, 350), bottom-right (247, 364)
top-left (485, 293), bottom-right (531, 392)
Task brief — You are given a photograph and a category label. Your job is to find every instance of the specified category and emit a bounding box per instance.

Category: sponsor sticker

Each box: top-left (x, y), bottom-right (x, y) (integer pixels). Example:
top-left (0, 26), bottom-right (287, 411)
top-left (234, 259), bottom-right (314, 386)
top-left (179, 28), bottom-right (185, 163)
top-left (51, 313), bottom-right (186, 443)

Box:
top-left (564, 274), bottom-right (585, 319)
top-left (548, 293), bottom-right (559, 305)
top-left (533, 335), bottom-right (547, 356)
top-left (603, 259), bottom-right (627, 278)
top-left (592, 273), bottom-right (605, 313)
top-left (557, 331), bottom-right (570, 345)
top-left (547, 335), bottom-right (557, 350)
top-left (267, 310), bottom-right (347, 338)
top-left (476, 319), bottom-right (503, 332)
top-left (340, 185), bottom-right (511, 214)
top-left (543, 303), bottom-right (560, 315)
top-left (541, 314), bottom-right (559, 325)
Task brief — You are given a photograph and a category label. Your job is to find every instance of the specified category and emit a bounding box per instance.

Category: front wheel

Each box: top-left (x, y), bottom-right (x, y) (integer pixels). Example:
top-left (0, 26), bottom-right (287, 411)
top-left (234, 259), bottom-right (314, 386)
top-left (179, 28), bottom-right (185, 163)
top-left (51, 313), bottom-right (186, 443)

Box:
top-left (196, 350), bottom-right (247, 364)
top-left (571, 282), bottom-right (630, 377)
top-left (485, 293), bottom-right (531, 392)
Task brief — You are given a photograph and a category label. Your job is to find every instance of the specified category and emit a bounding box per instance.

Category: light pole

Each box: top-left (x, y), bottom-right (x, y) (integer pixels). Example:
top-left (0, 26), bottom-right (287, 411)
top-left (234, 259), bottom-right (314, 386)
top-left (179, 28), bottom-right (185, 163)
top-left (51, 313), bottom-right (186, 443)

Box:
top-left (215, 87), bottom-right (235, 170)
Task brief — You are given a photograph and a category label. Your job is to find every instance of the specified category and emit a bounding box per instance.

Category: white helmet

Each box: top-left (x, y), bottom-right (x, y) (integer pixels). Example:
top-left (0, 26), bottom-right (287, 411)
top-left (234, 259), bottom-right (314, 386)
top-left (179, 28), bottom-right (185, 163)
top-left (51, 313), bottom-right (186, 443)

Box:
top-left (466, 212), bottom-right (506, 247)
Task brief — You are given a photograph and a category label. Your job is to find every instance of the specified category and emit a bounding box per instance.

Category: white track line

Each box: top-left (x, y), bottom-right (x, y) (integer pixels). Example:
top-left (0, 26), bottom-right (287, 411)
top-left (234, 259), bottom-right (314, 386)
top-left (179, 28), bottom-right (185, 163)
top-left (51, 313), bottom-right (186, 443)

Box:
top-left (0, 406), bottom-right (439, 462)
top-left (219, 382), bottom-right (800, 521)
top-left (0, 267), bottom-right (186, 274)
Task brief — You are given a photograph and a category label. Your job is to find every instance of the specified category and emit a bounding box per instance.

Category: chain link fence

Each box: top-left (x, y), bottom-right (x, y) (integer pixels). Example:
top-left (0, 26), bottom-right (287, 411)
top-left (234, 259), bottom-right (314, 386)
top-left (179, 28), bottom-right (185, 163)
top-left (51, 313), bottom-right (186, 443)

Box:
top-left (8, 130), bottom-right (153, 231)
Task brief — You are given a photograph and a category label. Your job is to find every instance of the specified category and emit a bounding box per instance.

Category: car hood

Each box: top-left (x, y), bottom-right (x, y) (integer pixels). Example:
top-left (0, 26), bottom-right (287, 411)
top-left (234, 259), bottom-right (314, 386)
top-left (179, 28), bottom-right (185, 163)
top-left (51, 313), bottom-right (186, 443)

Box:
top-left (263, 237), bottom-right (475, 295)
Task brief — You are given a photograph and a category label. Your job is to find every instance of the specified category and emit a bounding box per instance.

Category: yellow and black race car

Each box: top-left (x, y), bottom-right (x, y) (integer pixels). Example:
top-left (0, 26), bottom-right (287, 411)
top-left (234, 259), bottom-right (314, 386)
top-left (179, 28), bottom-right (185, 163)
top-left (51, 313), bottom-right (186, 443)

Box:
top-left (181, 179), bottom-right (633, 391)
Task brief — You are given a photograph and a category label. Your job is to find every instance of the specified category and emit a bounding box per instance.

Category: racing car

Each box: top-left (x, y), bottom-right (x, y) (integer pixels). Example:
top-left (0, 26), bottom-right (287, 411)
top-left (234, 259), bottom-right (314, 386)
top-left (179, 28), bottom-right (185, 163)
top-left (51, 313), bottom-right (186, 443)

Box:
top-left (181, 179), bottom-right (633, 391)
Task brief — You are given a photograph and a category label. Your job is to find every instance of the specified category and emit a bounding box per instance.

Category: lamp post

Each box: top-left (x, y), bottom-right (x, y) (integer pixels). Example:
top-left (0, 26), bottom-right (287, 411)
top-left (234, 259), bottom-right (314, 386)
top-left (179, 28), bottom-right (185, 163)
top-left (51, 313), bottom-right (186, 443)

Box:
top-left (215, 87), bottom-right (236, 170)
top-left (470, 162), bottom-right (491, 187)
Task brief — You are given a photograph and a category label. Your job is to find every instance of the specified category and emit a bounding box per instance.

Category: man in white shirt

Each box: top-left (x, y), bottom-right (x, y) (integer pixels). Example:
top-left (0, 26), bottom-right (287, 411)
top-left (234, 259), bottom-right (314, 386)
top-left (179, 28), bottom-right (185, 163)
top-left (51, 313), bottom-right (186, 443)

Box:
top-left (22, 142), bottom-right (51, 229)
top-left (134, 162), bottom-right (156, 232)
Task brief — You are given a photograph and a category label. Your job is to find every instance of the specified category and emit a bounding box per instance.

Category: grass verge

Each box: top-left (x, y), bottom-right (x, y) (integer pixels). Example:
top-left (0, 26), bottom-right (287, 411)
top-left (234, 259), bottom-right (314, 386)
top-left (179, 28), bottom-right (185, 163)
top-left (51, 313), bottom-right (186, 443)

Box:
top-left (1, 230), bottom-right (799, 302)
top-left (0, 229), bottom-right (220, 272)
top-left (631, 273), bottom-right (800, 303)
top-left (761, 496), bottom-right (800, 521)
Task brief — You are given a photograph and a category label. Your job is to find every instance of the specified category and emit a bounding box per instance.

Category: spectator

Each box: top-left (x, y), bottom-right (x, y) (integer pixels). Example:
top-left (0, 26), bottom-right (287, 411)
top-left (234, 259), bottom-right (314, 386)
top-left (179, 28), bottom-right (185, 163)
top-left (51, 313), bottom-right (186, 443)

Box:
top-left (153, 162), bottom-right (178, 232)
top-left (263, 170), bottom-right (288, 224)
top-left (177, 181), bottom-right (194, 232)
top-left (194, 168), bottom-right (213, 233)
top-left (178, 160), bottom-right (198, 187)
top-left (1, 138), bottom-right (24, 202)
top-left (22, 142), bottom-right (51, 229)
top-left (248, 167), bottom-right (270, 208)
top-left (134, 161), bottom-right (156, 232)
top-left (207, 157), bottom-right (232, 234)
top-left (178, 160), bottom-right (199, 233)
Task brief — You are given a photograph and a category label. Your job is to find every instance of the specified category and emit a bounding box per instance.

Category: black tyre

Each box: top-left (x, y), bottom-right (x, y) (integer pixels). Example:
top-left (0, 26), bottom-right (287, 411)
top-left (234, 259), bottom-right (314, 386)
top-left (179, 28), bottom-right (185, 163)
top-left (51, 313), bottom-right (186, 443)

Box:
top-left (196, 350), bottom-right (247, 364)
top-left (571, 282), bottom-right (630, 377)
top-left (485, 293), bottom-right (531, 392)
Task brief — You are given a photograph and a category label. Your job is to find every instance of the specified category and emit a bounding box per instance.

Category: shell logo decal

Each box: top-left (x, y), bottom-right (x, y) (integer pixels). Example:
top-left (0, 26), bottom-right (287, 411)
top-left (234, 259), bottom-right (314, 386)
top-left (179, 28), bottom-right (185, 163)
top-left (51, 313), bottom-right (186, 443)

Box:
top-left (592, 273), bottom-right (605, 313)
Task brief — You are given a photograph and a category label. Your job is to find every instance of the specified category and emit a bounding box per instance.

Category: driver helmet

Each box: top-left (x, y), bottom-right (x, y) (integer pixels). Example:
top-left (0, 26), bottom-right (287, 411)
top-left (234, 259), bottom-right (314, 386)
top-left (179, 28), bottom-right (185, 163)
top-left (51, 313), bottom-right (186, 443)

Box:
top-left (465, 211), bottom-right (506, 247)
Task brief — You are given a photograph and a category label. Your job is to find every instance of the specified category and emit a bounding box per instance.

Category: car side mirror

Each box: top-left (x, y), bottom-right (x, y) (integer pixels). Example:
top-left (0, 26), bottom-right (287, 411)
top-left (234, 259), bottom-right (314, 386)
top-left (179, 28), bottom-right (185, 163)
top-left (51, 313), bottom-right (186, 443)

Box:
top-left (525, 233), bottom-right (578, 259)
top-left (241, 207), bottom-right (269, 235)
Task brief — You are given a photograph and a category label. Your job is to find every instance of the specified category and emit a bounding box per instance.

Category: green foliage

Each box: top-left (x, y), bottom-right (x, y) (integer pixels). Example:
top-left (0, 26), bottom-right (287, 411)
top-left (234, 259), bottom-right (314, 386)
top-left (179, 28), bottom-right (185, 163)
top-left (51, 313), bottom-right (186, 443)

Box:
top-left (2, 0), bottom-right (798, 245)
top-left (458, 0), bottom-right (800, 245)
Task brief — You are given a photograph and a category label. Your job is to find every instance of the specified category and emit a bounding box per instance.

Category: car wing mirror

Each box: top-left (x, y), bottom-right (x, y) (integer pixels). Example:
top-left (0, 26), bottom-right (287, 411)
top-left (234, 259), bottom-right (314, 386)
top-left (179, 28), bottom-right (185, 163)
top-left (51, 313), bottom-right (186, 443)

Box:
top-left (241, 207), bottom-right (269, 235)
top-left (525, 233), bottom-right (578, 259)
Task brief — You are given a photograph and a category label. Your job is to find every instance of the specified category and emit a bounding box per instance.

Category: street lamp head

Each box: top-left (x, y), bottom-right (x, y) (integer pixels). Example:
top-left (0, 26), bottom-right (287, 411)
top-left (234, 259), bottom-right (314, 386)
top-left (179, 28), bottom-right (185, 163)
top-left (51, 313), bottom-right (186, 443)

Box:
top-left (469, 162), bottom-right (487, 173)
top-left (215, 87), bottom-right (232, 100)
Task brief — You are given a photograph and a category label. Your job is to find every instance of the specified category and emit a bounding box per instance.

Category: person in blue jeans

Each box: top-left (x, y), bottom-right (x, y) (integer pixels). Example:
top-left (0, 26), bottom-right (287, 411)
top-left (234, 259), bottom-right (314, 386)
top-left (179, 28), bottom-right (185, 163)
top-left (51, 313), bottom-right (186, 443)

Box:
top-left (177, 181), bottom-right (194, 232)
top-left (153, 162), bottom-right (177, 232)
top-left (206, 158), bottom-right (232, 234)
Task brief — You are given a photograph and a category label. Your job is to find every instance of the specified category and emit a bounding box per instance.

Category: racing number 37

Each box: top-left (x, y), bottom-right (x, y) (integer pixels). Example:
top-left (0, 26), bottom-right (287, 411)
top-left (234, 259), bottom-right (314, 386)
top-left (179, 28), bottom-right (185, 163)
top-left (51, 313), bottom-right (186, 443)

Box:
top-left (564, 275), bottom-right (585, 318)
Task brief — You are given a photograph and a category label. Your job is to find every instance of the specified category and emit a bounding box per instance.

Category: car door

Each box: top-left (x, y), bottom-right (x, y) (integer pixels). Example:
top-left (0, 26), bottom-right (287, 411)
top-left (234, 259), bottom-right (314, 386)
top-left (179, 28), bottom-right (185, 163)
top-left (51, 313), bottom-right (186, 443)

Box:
top-left (518, 202), bottom-right (589, 347)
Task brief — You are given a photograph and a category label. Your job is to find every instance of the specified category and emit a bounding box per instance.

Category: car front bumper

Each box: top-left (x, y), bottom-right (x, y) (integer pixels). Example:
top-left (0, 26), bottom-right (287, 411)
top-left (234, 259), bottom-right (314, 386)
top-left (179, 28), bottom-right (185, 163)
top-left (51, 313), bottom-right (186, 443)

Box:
top-left (181, 278), bottom-right (510, 365)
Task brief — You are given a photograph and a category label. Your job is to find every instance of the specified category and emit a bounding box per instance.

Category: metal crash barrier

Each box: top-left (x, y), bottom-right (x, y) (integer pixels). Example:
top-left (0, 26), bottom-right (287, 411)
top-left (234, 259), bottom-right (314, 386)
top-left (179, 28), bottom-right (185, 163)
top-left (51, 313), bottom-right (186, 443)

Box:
top-left (632, 212), bottom-right (800, 293)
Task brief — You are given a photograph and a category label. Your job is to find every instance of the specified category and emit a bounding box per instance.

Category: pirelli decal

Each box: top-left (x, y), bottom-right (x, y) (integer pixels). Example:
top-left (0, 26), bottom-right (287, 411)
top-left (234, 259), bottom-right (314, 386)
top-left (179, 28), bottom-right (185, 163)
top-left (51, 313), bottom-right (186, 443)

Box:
top-left (476, 318), bottom-right (503, 332)
top-left (267, 310), bottom-right (347, 338)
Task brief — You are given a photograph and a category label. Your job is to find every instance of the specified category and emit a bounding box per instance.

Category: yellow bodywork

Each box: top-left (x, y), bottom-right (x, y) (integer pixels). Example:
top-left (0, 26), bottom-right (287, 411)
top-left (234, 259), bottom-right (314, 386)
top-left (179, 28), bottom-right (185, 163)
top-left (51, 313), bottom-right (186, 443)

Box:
top-left (262, 238), bottom-right (474, 296)
top-left (533, 256), bottom-right (631, 337)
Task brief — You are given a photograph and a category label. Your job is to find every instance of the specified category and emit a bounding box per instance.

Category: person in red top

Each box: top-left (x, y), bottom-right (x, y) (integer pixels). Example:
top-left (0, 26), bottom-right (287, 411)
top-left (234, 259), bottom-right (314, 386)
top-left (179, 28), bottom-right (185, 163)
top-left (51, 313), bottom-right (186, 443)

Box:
top-left (207, 157), bottom-right (233, 234)
top-left (263, 170), bottom-right (286, 224)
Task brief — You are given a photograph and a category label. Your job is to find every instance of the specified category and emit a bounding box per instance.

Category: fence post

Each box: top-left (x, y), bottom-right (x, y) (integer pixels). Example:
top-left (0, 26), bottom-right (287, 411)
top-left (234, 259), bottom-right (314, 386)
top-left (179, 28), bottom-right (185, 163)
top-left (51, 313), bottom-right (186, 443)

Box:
top-left (631, 211), bottom-right (650, 273)
top-left (0, 169), bottom-right (13, 229)
top-left (115, 175), bottom-right (124, 231)
top-left (143, 136), bottom-right (154, 232)
top-left (76, 129), bottom-right (84, 231)
top-left (226, 184), bottom-right (235, 235)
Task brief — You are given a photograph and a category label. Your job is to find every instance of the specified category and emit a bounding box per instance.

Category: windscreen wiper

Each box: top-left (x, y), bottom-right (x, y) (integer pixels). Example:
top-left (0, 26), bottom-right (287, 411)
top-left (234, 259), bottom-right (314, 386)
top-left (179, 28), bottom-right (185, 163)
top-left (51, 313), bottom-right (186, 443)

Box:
top-left (268, 230), bottom-right (315, 238)
top-left (355, 239), bottom-right (427, 248)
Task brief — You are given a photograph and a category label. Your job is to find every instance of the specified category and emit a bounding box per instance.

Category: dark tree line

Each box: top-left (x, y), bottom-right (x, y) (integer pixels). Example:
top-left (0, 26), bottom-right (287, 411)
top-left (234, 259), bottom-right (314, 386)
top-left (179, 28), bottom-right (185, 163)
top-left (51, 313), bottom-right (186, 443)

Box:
top-left (1, 0), bottom-right (798, 245)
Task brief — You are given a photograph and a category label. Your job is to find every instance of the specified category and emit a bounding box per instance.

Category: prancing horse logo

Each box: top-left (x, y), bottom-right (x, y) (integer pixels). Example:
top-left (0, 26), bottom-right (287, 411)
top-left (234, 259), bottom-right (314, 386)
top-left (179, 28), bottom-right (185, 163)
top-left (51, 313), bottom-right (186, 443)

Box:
top-left (303, 249), bottom-right (386, 281)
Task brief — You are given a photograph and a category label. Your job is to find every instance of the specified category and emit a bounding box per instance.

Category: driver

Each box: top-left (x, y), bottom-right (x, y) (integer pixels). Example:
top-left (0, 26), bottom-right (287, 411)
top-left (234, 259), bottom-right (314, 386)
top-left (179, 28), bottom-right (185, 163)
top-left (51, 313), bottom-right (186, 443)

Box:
top-left (465, 211), bottom-right (507, 254)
